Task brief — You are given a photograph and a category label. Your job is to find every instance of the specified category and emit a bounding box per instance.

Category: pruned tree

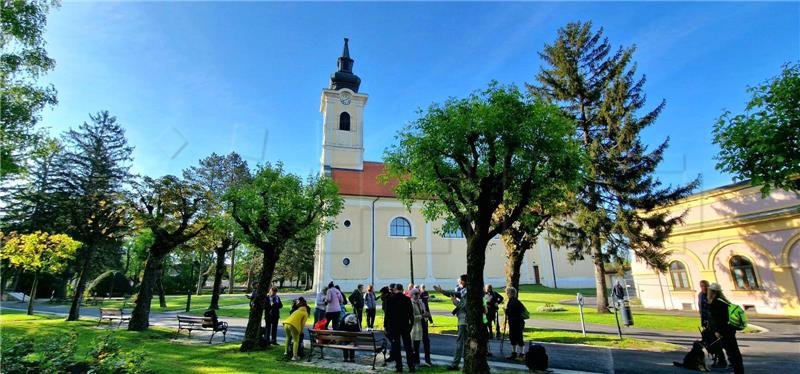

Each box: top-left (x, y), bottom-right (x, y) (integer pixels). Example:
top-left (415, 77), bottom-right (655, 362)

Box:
top-left (713, 62), bottom-right (799, 196)
top-left (0, 231), bottom-right (80, 315)
top-left (127, 175), bottom-right (208, 331)
top-left (226, 163), bottom-right (342, 352)
top-left (530, 21), bottom-right (699, 312)
top-left (383, 83), bottom-right (581, 373)
top-left (184, 152), bottom-right (250, 310)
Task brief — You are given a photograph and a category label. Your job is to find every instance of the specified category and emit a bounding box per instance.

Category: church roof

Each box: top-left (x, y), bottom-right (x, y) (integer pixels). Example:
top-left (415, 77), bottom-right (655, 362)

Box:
top-left (330, 38), bottom-right (362, 92)
top-left (330, 161), bottom-right (397, 198)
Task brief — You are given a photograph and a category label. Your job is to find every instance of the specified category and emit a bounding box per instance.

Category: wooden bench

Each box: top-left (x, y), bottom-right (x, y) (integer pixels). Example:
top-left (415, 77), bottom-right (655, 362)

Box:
top-left (97, 308), bottom-right (130, 328)
top-left (176, 315), bottom-right (228, 343)
top-left (307, 329), bottom-right (387, 369)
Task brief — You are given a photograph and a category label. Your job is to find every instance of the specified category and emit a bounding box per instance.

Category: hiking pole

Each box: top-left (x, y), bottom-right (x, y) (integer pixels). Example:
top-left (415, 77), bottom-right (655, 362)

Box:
top-left (499, 313), bottom-right (508, 355)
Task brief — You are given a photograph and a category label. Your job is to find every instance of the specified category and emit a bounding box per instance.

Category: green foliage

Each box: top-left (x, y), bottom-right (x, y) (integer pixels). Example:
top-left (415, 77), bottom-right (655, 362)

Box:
top-left (0, 231), bottom-right (80, 274)
top-left (0, 0), bottom-right (59, 178)
top-left (0, 331), bottom-right (149, 374)
top-left (713, 63), bottom-right (800, 195)
top-left (531, 21), bottom-right (699, 277)
top-left (383, 82), bottom-right (581, 239)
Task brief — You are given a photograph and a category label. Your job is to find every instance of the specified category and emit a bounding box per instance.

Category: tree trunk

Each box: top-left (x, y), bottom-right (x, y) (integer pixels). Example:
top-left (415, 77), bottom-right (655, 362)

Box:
top-left (128, 252), bottom-right (164, 331)
top-left (10, 267), bottom-right (21, 292)
top-left (240, 248), bottom-right (277, 352)
top-left (67, 249), bottom-right (94, 321)
top-left (228, 247), bottom-right (236, 294)
top-left (592, 237), bottom-right (609, 313)
top-left (156, 268), bottom-right (167, 308)
top-left (195, 260), bottom-right (206, 295)
top-left (463, 235), bottom-right (491, 374)
top-left (27, 271), bottom-right (39, 315)
top-left (505, 246), bottom-right (525, 291)
top-left (209, 246), bottom-right (227, 310)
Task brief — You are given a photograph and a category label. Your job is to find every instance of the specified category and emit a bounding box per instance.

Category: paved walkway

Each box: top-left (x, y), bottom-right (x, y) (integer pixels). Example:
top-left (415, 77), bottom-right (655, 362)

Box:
top-left (2, 300), bottom-right (798, 373)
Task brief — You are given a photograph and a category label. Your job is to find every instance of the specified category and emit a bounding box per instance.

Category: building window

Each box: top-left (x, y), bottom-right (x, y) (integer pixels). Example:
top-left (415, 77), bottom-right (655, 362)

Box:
top-left (669, 261), bottom-right (691, 290)
top-left (442, 227), bottom-right (464, 238)
top-left (390, 217), bottom-right (412, 237)
top-left (339, 112), bottom-right (351, 131)
top-left (730, 256), bottom-right (759, 290)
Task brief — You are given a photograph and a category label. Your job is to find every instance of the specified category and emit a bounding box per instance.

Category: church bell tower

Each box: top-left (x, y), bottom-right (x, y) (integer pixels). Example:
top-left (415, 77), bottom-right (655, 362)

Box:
top-left (320, 38), bottom-right (368, 173)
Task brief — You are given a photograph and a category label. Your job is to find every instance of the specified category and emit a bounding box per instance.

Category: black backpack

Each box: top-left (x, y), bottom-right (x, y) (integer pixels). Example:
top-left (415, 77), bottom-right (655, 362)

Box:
top-left (525, 342), bottom-right (548, 371)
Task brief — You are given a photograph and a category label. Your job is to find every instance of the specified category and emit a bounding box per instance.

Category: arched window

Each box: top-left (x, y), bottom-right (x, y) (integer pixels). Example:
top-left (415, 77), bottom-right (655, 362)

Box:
top-left (669, 261), bottom-right (691, 290)
top-left (730, 256), bottom-right (759, 290)
top-left (390, 217), bottom-right (412, 237)
top-left (339, 112), bottom-right (351, 131)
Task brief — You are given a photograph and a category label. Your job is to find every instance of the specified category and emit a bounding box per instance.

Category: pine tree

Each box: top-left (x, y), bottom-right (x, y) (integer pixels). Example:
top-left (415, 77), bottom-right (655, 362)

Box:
top-left (57, 111), bottom-right (133, 321)
top-left (530, 22), bottom-right (699, 312)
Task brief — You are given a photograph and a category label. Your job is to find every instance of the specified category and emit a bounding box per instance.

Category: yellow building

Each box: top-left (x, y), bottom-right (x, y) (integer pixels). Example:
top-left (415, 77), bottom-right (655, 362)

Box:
top-left (631, 181), bottom-right (800, 316)
top-left (312, 39), bottom-right (596, 291)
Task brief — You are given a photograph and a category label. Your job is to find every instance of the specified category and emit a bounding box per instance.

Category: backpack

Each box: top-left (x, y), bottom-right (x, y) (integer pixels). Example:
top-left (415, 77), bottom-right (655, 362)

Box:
top-left (525, 342), bottom-right (548, 371)
top-left (520, 304), bottom-right (530, 320)
top-left (721, 299), bottom-right (747, 330)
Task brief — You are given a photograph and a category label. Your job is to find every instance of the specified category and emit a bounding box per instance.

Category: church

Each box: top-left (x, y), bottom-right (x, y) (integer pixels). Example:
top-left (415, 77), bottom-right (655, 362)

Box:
top-left (312, 39), bottom-right (597, 292)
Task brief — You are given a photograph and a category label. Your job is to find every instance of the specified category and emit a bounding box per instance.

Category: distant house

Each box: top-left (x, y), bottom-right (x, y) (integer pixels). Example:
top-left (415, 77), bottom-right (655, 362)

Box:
top-left (631, 181), bottom-right (800, 316)
top-left (312, 39), bottom-right (596, 291)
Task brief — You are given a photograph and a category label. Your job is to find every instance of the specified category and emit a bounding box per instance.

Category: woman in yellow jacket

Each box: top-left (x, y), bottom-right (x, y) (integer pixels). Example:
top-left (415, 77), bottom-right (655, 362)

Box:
top-left (284, 297), bottom-right (310, 360)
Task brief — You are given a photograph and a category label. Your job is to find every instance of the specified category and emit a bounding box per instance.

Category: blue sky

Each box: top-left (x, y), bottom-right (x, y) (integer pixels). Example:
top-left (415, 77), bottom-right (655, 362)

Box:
top-left (41, 1), bottom-right (799, 191)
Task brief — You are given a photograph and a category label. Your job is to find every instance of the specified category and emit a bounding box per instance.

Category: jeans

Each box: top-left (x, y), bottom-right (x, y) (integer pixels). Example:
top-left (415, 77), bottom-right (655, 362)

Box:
top-left (418, 322), bottom-right (431, 364)
top-left (366, 308), bottom-right (376, 329)
top-left (451, 324), bottom-right (467, 367)
top-left (325, 311), bottom-right (341, 330)
top-left (354, 307), bottom-right (363, 328)
top-left (388, 330), bottom-right (415, 371)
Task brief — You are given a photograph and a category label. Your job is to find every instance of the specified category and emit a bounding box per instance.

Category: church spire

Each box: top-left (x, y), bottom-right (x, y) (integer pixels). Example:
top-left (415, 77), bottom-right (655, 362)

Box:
top-left (330, 38), bottom-right (361, 92)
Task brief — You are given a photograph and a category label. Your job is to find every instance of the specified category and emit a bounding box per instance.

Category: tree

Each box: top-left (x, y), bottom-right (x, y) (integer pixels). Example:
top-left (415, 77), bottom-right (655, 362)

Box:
top-left (383, 83), bottom-right (581, 373)
top-left (184, 152), bottom-right (250, 310)
top-left (0, 0), bottom-right (59, 179)
top-left (226, 163), bottom-right (342, 352)
top-left (0, 231), bottom-right (80, 314)
top-left (58, 111), bottom-right (133, 321)
top-left (713, 63), bottom-right (800, 196)
top-left (530, 21), bottom-right (699, 312)
top-left (127, 175), bottom-right (208, 331)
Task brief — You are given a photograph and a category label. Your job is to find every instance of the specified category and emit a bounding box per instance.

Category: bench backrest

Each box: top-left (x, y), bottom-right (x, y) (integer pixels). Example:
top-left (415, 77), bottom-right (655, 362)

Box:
top-left (177, 315), bottom-right (217, 328)
top-left (308, 329), bottom-right (377, 348)
top-left (100, 308), bottom-right (122, 316)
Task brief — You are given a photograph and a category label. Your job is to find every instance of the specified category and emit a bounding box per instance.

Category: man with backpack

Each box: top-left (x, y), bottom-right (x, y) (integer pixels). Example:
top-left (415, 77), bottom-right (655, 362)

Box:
top-left (707, 283), bottom-right (745, 374)
top-left (484, 284), bottom-right (504, 339)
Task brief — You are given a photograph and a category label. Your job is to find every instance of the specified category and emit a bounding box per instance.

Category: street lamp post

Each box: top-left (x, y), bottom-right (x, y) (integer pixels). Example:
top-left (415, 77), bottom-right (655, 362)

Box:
top-left (405, 236), bottom-right (417, 285)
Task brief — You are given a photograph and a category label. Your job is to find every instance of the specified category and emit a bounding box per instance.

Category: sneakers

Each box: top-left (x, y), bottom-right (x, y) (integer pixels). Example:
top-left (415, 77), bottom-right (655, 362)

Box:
top-left (506, 352), bottom-right (517, 360)
top-left (291, 356), bottom-right (300, 361)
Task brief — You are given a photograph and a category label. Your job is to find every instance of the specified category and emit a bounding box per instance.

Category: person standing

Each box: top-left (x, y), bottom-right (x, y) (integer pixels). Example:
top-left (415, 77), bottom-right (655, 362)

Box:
top-left (284, 297), bottom-right (310, 360)
top-left (612, 281), bottom-right (626, 302)
top-left (265, 286), bottom-right (283, 345)
top-left (314, 286), bottom-right (328, 324)
top-left (708, 283), bottom-right (744, 374)
top-left (409, 288), bottom-right (432, 367)
top-left (365, 284), bottom-right (377, 331)
top-left (434, 274), bottom-right (468, 371)
top-left (419, 285), bottom-right (433, 325)
top-left (484, 284), bottom-right (504, 339)
top-left (504, 287), bottom-right (526, 360)
top-left (325, 281), bottom-right (344, 330)
top-left (349, 284), bottom-right (365, 329)
top-left (385, 283), bottom-right (415, 372)
top-left (698, 280), bottom-right (724, 366)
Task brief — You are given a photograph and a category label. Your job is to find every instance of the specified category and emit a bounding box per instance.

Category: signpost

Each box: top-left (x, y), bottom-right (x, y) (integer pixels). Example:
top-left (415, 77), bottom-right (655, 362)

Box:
top-left (577, 292), bottom-right (586, 337)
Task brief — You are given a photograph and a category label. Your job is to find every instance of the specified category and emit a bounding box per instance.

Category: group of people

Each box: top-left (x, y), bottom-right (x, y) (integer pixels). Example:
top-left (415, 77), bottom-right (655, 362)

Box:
top-left (253, 276), bottom-right (530, 371)
top-left (698, 280), bottom-right (744, 374)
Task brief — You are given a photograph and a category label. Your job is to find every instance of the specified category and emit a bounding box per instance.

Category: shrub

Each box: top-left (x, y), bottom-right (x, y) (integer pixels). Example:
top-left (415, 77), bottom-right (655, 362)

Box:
top-left (537, 303), bottom-right (567, 312)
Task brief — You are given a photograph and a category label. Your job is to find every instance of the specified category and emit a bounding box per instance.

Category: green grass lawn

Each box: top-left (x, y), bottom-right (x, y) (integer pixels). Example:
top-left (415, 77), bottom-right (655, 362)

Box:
top-left (426, 285), bottom-right (701, 333)
top-left (0, 310), bottom-right (464, 374)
